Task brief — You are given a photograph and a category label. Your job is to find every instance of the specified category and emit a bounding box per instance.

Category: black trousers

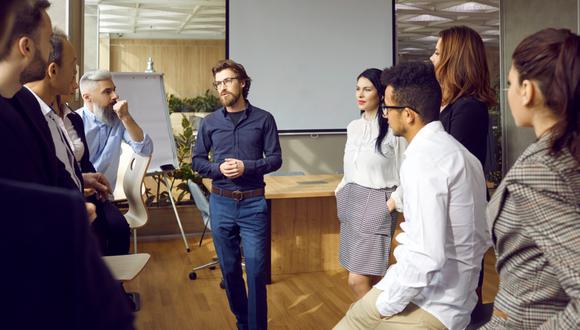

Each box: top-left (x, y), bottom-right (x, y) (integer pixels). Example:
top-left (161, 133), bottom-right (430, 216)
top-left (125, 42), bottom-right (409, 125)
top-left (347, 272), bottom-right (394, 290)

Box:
top-left (90, 197), bottom-right (130, 256)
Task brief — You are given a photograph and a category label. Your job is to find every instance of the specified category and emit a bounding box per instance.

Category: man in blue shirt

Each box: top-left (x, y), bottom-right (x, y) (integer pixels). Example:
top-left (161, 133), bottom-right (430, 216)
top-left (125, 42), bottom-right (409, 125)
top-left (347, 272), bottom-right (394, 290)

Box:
top-left (76, 70), bottom-right (153, 187)
top-left (192, 59), bottom-right (282, 330)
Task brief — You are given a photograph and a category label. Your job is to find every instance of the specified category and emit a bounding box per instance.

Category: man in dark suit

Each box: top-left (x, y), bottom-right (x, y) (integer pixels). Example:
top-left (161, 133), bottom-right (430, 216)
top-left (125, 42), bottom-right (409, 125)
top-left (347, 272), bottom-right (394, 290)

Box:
top-left (0, 1), bottom-right (134, 328)
top-left (0, 0), bottom-right (63, 186)
top-left (0, 178), bottom-right (135, 330)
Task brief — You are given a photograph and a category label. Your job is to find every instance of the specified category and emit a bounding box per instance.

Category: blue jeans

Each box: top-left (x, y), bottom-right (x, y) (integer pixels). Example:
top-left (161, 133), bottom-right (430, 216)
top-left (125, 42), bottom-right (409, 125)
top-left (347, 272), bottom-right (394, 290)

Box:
top-left (209, 194), bottom-right (269, 330)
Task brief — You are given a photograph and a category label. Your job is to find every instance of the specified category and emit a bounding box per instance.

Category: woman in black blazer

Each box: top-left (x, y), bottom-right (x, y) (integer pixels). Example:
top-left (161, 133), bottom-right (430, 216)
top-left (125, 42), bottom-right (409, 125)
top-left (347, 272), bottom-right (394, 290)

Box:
top-left (430, 25), bottom-right (496, 324)
top-left (430, 26), bottom-right (496, 166)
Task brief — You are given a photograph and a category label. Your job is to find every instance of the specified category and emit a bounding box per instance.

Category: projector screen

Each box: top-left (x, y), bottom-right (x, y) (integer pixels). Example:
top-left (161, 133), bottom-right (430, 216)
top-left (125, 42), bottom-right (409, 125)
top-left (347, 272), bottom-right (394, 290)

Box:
top-left (228, 0), bottom-right (395, 133)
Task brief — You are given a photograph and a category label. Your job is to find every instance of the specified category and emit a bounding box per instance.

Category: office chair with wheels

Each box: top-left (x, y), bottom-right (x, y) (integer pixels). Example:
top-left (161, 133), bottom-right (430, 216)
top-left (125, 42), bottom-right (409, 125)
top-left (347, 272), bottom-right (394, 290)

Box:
top-left (187, 180), bottom-right (244, 288)
top-left (122, 153), bottom-right (151, 253)
top-left (187, 179), bottom-right (220, 280)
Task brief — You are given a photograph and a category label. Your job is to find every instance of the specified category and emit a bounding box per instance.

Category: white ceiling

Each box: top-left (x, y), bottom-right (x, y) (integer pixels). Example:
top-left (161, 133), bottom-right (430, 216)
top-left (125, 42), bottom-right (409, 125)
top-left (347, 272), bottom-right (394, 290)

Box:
top-left (85, 0), bottom-right (226, 39)
top-left (396, 0), bottom-right (499, 58)
top-left (86, 0), bottom-right (499, 55)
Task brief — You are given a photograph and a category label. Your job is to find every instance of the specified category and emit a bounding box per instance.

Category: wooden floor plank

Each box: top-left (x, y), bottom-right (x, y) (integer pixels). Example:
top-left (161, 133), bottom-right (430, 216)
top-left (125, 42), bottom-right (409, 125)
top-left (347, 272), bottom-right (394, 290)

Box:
top-left (124, 236), bottom-right (498, 329)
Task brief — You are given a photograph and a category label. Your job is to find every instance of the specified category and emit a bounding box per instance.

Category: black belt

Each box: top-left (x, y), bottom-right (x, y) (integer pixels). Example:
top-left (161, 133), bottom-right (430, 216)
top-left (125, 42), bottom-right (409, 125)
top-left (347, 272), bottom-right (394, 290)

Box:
top-left (211, 187), bottom-right (265, 201)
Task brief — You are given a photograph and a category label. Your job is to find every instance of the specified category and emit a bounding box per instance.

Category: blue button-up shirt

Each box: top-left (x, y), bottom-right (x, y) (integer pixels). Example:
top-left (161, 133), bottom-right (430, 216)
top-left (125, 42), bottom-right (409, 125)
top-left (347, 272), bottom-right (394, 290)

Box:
top-left (76, 106), bottom-right (154, 186)
top-left (192, 103), bottom-right (282, 191)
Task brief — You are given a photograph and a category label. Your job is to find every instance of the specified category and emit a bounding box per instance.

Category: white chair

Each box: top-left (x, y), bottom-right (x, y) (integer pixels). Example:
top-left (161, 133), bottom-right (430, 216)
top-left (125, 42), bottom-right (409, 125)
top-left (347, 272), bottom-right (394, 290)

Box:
top-left (102, 253), bottom-right (151, 281)
top-left (102, 253), bottom-right (151, 311)
top-left (123, 153), bottom-right (151, 253)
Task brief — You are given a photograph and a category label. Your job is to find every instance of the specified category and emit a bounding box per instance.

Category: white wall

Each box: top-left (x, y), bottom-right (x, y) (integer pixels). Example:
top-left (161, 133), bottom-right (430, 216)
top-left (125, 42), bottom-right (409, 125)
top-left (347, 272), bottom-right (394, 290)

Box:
top-left (500, 0), bottom-right (579, 172)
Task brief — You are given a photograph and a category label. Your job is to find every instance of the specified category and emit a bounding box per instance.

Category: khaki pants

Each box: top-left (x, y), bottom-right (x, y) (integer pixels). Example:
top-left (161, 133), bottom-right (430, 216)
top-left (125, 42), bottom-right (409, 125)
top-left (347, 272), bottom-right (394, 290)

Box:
top-left (333, 288), bottom-right (446, 330)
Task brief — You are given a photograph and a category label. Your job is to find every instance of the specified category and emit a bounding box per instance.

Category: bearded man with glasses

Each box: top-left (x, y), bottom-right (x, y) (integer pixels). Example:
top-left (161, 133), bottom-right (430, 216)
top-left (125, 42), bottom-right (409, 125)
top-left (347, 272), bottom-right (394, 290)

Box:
top-left (335, 62), bottom-right (490, 330)
top-left (192, 59), bottom-right (282, 330)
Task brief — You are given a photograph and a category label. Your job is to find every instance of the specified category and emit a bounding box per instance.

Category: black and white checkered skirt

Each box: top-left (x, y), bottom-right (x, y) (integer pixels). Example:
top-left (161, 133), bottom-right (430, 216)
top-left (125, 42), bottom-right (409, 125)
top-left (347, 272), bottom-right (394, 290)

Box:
top-left (336, 183), bottom-right (397, 276)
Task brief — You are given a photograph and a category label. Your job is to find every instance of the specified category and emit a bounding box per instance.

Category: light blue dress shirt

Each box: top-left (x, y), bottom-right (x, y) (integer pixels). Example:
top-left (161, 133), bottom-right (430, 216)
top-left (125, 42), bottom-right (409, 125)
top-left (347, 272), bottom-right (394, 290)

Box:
top-left (76, 106), bottom-right (153, 186)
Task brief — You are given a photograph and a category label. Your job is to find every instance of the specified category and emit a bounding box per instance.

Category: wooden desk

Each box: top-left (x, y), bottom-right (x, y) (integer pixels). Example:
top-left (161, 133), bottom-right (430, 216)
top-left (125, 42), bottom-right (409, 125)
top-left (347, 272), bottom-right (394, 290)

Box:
top-left (202, 175), bottom-right (342, 280)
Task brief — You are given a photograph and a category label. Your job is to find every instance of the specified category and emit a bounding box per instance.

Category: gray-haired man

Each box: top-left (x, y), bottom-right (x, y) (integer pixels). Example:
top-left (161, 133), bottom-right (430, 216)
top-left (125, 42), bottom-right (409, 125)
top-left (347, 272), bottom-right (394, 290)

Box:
top-left (76, 70), bottom-right (153, 186)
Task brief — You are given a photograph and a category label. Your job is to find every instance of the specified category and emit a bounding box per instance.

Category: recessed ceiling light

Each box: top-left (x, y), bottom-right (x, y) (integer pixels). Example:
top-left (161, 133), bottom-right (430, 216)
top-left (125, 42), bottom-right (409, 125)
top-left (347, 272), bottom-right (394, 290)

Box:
top-left (415, 35), bottom-right (439, 42)
top-left (400, 47), bottom-right (425, 51)
top-left (481, 30), bottom-right (500, 36)
top-left (395, 3), bottom-right (422, 11)
top-left (443, 2), bottom-right (498, 13)
top-left (404, 14), bottom-right (453, 22)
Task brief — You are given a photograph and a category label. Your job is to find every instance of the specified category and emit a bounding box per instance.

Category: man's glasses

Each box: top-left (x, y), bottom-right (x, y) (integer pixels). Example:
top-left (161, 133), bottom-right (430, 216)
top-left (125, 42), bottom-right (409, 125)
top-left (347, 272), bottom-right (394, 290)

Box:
top-left (213, 77), bottom-right (239, 90)
top-left (381, 104), bottom-right (416, 116)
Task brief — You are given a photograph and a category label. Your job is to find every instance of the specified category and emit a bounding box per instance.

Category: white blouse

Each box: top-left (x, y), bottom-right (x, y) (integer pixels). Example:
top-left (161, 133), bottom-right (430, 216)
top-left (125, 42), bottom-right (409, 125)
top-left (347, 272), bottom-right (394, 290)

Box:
top-left (336, 112), bottom-right (406, 192)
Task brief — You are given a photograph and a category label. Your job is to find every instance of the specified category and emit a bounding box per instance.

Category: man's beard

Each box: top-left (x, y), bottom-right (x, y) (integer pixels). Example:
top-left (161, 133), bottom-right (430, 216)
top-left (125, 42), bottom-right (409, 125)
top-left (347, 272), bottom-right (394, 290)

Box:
top-left (19, 50), bottom-right (47, 84)
top-left (93, 103), bottom-right (118, 126)
top-left (220, 91), bottom-right (241, 107)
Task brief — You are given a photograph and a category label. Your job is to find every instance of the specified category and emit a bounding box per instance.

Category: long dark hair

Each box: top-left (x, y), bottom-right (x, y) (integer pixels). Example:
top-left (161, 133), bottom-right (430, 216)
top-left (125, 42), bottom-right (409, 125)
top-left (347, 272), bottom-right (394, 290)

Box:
top-left (512, 28), bottom-right (580, 162)
top-left (358, 68), bottom-right (388, 154)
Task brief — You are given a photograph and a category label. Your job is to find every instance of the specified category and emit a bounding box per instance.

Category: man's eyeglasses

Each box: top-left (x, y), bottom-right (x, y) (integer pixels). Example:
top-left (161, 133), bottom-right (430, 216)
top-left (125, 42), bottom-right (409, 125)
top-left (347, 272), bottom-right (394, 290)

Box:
top-left (213, 77), bottom-right (240, 90)
top-left (381, 104), bottom-right (416, 116)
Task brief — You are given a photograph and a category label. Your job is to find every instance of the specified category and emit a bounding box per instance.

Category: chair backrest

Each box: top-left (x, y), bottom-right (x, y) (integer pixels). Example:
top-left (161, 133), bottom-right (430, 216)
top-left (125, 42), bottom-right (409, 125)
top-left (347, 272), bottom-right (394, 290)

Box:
top-left (187, 179), bottom-right (211, 231)
top-left (123, 153), bottom-right (151, 229)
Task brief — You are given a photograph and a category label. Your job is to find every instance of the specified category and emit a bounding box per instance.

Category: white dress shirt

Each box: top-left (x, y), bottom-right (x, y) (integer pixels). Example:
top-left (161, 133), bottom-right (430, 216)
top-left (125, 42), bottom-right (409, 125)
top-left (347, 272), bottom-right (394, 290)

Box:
top-left (26, 87), bottom-right (82, 190)
top-left (61, 106), bottom-right (85, 162)
top-left (374, 121), bottom-right (491, 330)
top-left (336, 113), bottom-right (406, 192)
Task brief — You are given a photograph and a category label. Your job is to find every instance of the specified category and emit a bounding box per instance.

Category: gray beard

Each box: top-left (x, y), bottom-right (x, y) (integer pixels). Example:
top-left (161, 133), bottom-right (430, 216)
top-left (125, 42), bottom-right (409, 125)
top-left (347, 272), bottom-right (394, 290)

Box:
top-left (93, 103), bottom-right (118, 126)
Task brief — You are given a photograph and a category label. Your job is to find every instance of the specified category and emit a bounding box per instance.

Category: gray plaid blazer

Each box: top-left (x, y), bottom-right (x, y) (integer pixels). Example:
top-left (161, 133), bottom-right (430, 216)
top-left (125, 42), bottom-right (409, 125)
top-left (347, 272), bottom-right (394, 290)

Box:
top-left (482, 135), bottom-right (580, 329)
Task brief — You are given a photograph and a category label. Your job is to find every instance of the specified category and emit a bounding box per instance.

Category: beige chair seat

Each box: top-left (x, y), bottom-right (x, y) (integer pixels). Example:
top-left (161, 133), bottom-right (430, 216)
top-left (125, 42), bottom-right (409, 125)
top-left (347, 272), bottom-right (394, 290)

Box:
top-left (103, 253), bottom-right (151, 281)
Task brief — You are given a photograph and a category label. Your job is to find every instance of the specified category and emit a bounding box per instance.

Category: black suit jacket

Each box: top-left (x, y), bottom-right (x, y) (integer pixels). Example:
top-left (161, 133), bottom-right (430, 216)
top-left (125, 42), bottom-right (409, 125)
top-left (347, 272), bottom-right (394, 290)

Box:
top-left (0, 178), bottom-right (134, 330)
top-left (0, 87), bottom-right (80, 190)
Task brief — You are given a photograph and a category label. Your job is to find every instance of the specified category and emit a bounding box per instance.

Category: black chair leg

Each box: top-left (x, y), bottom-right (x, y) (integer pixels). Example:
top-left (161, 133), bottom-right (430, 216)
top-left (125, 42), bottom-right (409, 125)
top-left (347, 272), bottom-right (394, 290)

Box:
top-left (126, 292), bottom-right (141, 312)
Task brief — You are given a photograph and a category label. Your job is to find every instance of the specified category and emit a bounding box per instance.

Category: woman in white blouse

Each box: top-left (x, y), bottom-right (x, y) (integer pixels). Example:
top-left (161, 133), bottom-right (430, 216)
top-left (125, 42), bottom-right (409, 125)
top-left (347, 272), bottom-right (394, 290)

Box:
top-left (335, 68), bottom-right (406, 299)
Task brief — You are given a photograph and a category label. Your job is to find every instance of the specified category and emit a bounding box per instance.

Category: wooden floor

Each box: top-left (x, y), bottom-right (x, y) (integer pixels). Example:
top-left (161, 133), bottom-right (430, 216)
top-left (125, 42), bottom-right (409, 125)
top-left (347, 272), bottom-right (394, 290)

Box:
top-left (125, 236), bottom-right (499, 330)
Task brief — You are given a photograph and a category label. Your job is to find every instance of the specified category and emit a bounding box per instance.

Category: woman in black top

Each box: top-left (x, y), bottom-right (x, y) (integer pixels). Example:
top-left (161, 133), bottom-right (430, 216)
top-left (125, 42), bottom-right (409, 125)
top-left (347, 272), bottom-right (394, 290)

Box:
top-left (430, 26), bottom-right (496, 166)
top-left (430, 25), bottom-right (496, 324)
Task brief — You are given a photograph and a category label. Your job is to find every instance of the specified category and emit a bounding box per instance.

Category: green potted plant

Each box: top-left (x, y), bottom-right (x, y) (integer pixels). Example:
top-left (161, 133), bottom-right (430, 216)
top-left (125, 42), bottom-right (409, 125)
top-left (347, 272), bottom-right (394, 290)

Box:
top-left (161, 90), bottom-right (221, 203)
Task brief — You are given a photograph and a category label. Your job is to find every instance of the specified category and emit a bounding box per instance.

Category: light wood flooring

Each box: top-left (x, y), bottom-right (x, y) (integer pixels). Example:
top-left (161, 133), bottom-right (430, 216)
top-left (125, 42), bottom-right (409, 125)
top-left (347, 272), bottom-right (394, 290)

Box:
top-left (124, 236), bottom-right (498, 330)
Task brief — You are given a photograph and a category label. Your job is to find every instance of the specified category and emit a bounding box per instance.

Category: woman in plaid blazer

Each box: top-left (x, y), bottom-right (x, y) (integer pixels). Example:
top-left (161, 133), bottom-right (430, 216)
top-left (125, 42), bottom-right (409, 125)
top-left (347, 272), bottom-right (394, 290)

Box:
top-left (482, 29), bottom-right (580, 329)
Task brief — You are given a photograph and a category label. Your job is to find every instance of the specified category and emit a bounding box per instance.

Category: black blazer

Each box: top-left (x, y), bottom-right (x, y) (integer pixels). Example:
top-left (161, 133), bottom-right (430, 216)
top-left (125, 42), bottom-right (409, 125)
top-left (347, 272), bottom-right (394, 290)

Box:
top-left (440, 96), bottom-right (489, 166)
top-left (0, 89), bottom-right (61, 186)
top-left (0, 87), bottom-right (81, 190)
top-left (0, 178), bottom-right (134, 330)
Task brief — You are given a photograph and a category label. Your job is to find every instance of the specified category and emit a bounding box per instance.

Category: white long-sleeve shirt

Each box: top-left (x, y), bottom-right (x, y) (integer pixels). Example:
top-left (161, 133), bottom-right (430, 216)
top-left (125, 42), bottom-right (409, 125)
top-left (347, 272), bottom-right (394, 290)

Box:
top-left (26, 87), bottom-right (82, 190)
top-left (336, 113), bottom-right (406, 192)
top-left (61, 106), bottom-right (85, 162)
top-left (374, 121), bottom-right (491, 330)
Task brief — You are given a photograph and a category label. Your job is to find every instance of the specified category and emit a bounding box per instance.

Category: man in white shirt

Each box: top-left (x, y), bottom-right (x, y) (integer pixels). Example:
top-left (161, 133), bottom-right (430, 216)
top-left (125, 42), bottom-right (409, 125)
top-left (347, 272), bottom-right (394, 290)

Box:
top-left (334, 62), bottom-right (491, 330)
